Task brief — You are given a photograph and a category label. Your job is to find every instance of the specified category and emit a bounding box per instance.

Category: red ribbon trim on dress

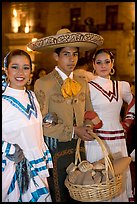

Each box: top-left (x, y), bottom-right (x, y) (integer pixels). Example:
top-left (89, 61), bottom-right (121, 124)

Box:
top-left (94, 130), bottom-right (124, 134)
top-left (98, 135), bottom-right (125, 140)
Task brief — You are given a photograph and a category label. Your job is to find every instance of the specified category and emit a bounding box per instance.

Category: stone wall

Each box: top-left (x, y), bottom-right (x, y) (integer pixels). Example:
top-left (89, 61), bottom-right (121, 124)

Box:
top-left (2, 2), bottom-right (135, 81)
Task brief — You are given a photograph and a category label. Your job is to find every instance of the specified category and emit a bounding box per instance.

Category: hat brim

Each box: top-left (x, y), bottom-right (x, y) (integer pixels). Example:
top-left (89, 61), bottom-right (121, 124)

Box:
top-left (27, 32), bottom-right (104, 53)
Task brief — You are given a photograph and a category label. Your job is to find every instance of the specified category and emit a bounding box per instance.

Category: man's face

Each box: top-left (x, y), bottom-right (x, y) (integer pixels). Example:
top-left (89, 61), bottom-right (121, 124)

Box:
top-left (53, 47), bottom-right (79, 76)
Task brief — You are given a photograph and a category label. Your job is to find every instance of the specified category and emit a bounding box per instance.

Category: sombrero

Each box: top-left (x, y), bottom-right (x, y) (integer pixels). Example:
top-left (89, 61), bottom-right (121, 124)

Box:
top-left (27, 28), bottom-right (104, 53)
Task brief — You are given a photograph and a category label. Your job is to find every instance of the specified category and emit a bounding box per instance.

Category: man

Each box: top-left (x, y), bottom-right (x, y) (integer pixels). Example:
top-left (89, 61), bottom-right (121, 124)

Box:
top-left (27, 28), bottom-right (104, 202)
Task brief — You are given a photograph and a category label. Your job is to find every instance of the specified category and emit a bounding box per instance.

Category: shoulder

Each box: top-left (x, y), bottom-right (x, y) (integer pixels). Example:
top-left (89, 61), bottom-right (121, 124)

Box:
top-left (74, 69), bottom-right (95, 82)
top-left (88, 76), bottom-right (99, 85)
top-left (74, 75), bottom-right (89, 90)
top-left (26, 90), bottom-right (41, 106)
top-left (35, 70), bottom-right (55, 84)
top-left (2, 95), bottom-right (11, 113)
top-left (118, 81), bottom-right (131, 97)
top-left (34, 72), bottom-right (53, 91)
top-left (26, 89), bottom-right (36, 98)
top-left (74, 72), bottom-right (87, 83)
top-left (118, 80), bottom-right (130, 89)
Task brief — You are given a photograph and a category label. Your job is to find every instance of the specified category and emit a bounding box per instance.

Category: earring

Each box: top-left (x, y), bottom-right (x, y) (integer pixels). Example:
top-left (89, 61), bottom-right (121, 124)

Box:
top-left (27, 78), bottom-right (32, 86)
top-left (2, 72), bottom-right (8, 92)
top-left (92, 69), bottom-right (96, 74)
top-left (110, 68), bottom-right (115, 75)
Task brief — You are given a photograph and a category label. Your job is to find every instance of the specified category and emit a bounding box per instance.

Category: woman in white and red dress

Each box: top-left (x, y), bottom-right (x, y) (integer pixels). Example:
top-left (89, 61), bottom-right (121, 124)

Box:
top-left (85, 49), bottom-right (135, 202)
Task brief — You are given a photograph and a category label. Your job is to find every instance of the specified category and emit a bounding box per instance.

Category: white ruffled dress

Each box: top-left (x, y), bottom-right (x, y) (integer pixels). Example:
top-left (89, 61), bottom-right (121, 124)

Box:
top-left (85, 76), bottom-right (135, 202)
top-left (2, 86), bottom-right (53, 202)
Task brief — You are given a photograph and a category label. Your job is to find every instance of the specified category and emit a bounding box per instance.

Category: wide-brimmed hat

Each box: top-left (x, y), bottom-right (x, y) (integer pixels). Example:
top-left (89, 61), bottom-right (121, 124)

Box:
top-left (27, 28), bottom-right (104, 53)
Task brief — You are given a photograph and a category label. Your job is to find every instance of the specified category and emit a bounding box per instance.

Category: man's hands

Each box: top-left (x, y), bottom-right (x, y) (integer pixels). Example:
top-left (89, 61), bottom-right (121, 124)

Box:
top-left (74, 126), bottom-right (96, 141)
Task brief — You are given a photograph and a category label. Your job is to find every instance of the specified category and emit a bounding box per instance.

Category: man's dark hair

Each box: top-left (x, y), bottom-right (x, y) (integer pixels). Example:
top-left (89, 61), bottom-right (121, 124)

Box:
top-left (54, 47), bottom-right (79, 55)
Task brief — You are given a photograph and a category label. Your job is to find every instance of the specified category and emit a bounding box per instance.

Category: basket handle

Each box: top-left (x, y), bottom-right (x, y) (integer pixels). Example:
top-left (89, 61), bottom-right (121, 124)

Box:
top-left (75, 132), bottom-right (115, 180)
top-left (75, 138), bottom-right (82, 165)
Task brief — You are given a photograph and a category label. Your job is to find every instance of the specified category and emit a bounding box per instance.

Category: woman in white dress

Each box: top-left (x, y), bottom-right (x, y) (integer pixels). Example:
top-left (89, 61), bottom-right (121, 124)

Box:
top-left (85, 49), bottom-right (135, 202)
top-left (2, 49), bottom-right (53, 202)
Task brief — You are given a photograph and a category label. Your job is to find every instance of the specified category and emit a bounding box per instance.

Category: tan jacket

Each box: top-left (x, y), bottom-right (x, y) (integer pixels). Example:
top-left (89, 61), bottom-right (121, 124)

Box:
top-left (34, 69), bottom-right (93, 142)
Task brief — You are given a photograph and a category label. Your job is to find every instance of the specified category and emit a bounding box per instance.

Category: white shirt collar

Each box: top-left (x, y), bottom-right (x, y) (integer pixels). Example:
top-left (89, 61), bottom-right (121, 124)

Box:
top-left (55, 66), bottom-right (73, 81)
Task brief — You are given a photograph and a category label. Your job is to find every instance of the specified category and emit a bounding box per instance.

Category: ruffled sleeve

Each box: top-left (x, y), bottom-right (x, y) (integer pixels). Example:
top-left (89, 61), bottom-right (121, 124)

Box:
top-left (121, 81), bottom-right (133, 104)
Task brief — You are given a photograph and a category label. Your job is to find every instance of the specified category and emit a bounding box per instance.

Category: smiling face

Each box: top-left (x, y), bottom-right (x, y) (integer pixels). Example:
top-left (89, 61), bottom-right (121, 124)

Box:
top-left (53, 47), bottom-right (79, 76)
top-left (5, 55), bottom-right (31, 90)
top-left (93, 51), bottom-right (114, 79)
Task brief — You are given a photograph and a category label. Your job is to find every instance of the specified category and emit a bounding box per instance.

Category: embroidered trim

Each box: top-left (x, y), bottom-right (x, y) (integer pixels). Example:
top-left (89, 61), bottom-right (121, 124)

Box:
top-left (98, 135), bottom-right (125, 140)
top-left (2, 90), bottom-right (37, 119)
top-left (94, 129), bottom-right (124, 134)
top-left (27, 32), bottom-right (104, 51)
top-left (53, 146), bottom-right (85, 202)
top-left (125, 96), bottom-right (135, 120)
top-left (52, 69), bottom-right (64, 89)
top-left (89, 80), bottom-right (118, 102)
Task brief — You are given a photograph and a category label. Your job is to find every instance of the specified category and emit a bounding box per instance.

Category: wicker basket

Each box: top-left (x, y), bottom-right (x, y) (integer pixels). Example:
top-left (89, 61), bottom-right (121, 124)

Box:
top-left (65, 133), bottom-right (123, 202)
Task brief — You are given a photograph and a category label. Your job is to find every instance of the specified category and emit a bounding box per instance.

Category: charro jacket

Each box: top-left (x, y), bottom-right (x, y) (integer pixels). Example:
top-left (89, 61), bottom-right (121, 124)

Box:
top-left (34, 69), bottom-right (94, 142)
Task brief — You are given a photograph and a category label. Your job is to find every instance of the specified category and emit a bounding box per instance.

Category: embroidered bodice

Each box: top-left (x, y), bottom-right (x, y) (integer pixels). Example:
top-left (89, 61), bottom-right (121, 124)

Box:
top-left (2, 86), bottom-right (53, 176)
top-left (88, 76), bottom-right (134, 134)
